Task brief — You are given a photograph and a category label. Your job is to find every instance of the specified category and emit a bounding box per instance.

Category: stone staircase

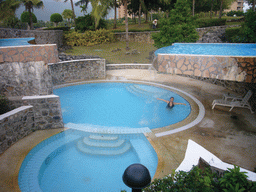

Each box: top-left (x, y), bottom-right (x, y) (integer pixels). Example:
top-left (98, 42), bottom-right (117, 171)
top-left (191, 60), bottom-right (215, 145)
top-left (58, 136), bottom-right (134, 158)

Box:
top-left (77, 134), bottom-right (131, 156)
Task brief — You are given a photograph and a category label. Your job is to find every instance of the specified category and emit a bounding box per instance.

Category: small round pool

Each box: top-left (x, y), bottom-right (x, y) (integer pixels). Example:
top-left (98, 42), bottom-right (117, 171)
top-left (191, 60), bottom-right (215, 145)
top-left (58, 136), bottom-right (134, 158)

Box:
top-left (54, 82), bottom-right (191, 129)
top-left (155, 43), bottom-right (256, 56)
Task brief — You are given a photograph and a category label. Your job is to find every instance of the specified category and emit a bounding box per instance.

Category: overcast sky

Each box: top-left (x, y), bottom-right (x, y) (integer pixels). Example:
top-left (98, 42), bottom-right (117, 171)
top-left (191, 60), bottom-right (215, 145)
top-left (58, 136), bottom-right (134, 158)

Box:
top-left (15, 1), bottom-right (250, 22)
top-left (15, 0), bottom-right (115, 21)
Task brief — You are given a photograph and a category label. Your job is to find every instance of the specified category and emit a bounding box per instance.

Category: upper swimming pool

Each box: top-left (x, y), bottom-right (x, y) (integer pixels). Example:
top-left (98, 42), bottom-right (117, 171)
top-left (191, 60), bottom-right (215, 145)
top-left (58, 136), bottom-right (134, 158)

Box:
top-left (154, 43), bottom-right (256, 56)
top-left (0, 37), bottom-right (35, 47)
top-left (54, 82), bottom-right (191, 130)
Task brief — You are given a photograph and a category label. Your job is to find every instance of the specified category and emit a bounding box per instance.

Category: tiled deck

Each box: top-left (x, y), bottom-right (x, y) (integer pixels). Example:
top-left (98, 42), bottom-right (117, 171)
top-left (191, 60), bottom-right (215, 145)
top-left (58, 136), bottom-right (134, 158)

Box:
top-left (0, 69), bottom-right (255, 191)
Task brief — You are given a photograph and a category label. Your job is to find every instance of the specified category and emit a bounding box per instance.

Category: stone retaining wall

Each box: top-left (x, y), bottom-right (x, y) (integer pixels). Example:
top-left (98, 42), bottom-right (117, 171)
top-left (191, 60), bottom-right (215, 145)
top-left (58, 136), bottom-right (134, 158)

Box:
top-left (0, 28), bottom-right (63, 47)
top-left (0, 106), bottom-right (34, 154)
top-left (156, 54), bottom-right (256, 83)
top-left (49, 59), bottom-right (106, 86)
top-left (106, 64), bottom-right (152, 70)
top-left (114, 31), bottom-right (157, 44)
top-left (0, 95), bottom-right (63, 154)
top-left (0, 44), bottom-right (58, 97)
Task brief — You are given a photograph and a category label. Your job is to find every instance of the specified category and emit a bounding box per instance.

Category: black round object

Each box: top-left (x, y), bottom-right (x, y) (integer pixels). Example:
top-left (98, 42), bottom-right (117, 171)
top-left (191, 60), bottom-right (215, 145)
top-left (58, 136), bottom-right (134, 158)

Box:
top-left (122, 163), bottom-right (151, 189)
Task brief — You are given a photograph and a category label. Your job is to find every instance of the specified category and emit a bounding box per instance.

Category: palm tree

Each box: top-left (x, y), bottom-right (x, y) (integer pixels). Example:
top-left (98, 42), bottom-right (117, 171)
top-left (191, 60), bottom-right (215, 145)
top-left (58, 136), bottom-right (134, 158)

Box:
top-left (123, 0), bottom-right (129, 50)
top-left (21, 0), bottom-right (43, 29)
top-left (0, 0), bottom-right (21, 21)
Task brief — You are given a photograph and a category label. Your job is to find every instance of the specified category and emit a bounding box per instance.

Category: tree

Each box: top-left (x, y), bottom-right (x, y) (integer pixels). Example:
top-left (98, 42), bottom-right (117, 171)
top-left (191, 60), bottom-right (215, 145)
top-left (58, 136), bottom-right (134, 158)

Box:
top-left (63, 0), bottom-right (76, 26)
top-left (246, 0), bottom-right (256, 11)
top-left (20, 0), bottom-right (43, 30)
top-left (50, 13), bottom-right (63, 26)
top-left (62, 9), bottom-right (73, 26)
top-left (21, 11), bottom-right (37, 29)
top-left (0, 0), bottom-right (20, 21)
top-left (152, 0), bottom-right (198, 48)
top-left (75, 0), bottom-right (89, 14)
top-left (90, 0), bottom-right (112, 30)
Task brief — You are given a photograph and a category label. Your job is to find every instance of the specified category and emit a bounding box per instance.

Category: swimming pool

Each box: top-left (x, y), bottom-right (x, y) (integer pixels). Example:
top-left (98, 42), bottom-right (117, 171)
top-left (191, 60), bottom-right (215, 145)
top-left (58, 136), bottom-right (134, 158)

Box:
top-left (155, 43), bottom-right (256, 56)
top-left (54, 82), bottom-right (191, 130)
top-left (0, 37), bottom-right (35, 47)
top-left (18, 129), bottom-right (158, 192)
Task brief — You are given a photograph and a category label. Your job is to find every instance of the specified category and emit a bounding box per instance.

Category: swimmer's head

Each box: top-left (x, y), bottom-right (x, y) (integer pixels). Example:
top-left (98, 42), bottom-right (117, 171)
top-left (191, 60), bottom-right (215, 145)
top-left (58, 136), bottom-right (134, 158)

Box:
top-left (170, 97), bottom-right (174, 101)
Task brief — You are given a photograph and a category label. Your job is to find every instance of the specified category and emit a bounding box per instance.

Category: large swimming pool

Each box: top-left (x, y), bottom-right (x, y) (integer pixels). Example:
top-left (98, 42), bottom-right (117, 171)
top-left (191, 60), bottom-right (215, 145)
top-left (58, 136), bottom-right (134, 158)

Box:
top-left (0, 37), bottom-right (35, 47)
top-left (54, 82), bottom-right (191, 130)
top-left (155, 43), bottom-right (256, 56)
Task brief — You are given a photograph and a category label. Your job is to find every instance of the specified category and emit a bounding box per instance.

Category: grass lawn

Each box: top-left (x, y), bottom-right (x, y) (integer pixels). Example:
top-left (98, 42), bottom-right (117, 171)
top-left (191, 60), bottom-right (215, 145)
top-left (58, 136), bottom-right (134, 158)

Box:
top-left (65, 41), bottom-right (157, 64)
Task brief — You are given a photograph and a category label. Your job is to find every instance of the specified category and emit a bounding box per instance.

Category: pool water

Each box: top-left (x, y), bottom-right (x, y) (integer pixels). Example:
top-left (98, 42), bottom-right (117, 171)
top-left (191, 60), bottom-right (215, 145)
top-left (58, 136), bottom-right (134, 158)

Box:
top-left (18, 129), bottom-right (158, 192)
top-left (0, 37), bottom-right (35, 47)
top-left (54, 83), bottom-right (191, 129)
top-left (154, 43), bottom-right (256, 56)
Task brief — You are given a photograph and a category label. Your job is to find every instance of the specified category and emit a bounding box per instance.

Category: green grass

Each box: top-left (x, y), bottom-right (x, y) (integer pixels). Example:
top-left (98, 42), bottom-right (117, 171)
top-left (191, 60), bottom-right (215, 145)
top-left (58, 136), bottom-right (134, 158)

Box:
top-left (108, 23), bottom-right (157, 32)
top-left (65, 41), bottom-right (157, 64)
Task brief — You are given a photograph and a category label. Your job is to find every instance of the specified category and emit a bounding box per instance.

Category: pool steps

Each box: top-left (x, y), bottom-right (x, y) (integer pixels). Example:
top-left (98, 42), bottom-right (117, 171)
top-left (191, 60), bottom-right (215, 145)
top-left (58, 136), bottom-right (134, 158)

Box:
top-left (126, 85), bottom-right (168, 98)
top-left (77, 135), bottom-right (131, 155)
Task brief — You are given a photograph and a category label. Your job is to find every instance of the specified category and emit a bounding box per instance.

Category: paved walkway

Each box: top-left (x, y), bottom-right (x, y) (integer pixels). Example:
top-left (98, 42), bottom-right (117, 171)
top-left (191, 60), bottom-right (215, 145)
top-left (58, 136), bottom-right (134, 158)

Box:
top-left (0, 69), bottom-right (255, 191)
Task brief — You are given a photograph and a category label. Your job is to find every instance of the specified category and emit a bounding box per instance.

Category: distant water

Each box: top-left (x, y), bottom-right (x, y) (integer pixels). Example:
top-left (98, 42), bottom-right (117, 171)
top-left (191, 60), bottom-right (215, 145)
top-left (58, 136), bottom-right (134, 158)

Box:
top-left (155, 43), bottom-right (256, 56)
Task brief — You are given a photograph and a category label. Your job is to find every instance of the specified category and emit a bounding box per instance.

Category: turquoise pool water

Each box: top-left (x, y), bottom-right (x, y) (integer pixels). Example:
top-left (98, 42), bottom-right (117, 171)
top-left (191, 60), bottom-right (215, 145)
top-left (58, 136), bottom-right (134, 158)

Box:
top-left (0, 37), bottom-right (35, 47)
top-left (54, 82), bottom-right (191, 129)
top-left (18, 129), bottom-right (158, 192)
top-left (155, 43), bottom-right (256, 56)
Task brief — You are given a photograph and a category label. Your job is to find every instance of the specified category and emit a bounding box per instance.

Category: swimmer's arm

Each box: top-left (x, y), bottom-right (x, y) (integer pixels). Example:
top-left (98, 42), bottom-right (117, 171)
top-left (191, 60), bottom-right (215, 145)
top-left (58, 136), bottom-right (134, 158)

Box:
top-left (156, 98), bottom-right (169, 103)
top-left (174, 102), bottom-right (186, 106)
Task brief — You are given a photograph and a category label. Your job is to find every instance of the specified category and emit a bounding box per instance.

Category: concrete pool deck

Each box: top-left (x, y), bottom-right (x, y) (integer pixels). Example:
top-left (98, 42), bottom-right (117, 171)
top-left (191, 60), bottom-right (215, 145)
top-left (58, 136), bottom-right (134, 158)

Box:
top-left (0, 69), bottom-right (256, 191)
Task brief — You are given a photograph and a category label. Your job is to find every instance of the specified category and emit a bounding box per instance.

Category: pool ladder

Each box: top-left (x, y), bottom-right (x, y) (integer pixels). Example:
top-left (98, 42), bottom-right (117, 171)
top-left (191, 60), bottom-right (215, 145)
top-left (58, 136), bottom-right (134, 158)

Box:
top-left (77, 134), bottom-right (131, 156)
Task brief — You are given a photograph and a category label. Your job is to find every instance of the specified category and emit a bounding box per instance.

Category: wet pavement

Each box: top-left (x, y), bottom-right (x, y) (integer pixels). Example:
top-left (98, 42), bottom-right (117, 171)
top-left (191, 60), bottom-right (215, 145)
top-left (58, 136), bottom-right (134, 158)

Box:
top-left (0, 69), bottom-right (255, 191)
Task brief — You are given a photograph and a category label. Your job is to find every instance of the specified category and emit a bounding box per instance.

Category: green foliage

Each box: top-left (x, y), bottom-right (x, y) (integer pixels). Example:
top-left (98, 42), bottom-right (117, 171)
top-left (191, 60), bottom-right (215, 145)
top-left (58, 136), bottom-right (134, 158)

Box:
top-left (152, 0), bottom-right (198, 48)
top-left (20, 11), bottom-right (37, 24)
top-left (227, 10), bottom-right (245, 17)
top-left (64, 29), bottom-right (115, 47)
top-left (196, 18), bottom-right (226, 28)
top-left (75, 14), bottom-right (107, 32)
top-left (0, 95), bottom-right (12, 115)
top-left (224, 27), bottom-right (244, 42)
top-left (144, 165), bottom-right (256, 192)
top-left (50, 13), bottom-right (63, 24)
top-left (224, 10), bottom-right (256, 43)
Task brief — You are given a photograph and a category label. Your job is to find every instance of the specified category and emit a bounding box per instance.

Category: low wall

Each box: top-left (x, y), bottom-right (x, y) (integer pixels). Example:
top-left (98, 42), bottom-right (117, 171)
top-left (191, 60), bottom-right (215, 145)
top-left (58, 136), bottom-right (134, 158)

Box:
top-left (0, 28), bottom-right (63, 47)
top-left (0, 106), bottom-right (34, 154)
top-left (0, 95), bottom-right (63, 154)
top-left (156, 54), bottom-right (256, 83)
top-left (106, 64), bottom-right (152, 70)
top-left (49, 59), bottom-right (106, 86)
top-left (114, 31), bottom-right (157, 44)
top-left (0, 44), bottom-right (58, 97)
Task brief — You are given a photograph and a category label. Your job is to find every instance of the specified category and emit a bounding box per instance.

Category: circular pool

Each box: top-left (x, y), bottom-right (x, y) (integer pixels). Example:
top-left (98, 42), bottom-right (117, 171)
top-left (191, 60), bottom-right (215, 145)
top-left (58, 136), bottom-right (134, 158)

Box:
top-left (54, 82), bottom-right (191, 130)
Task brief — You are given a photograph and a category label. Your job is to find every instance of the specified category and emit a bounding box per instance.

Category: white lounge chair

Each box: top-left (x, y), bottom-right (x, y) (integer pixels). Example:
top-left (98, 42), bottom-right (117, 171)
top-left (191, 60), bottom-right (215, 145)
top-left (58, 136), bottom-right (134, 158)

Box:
top-left (212, 90), bottom-right (254, 113)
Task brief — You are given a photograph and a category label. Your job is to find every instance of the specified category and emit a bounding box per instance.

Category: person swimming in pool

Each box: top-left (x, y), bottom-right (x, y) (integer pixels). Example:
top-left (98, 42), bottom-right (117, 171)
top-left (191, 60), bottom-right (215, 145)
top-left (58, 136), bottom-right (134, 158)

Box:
top-left (157, 97), bottom-right (186, 109)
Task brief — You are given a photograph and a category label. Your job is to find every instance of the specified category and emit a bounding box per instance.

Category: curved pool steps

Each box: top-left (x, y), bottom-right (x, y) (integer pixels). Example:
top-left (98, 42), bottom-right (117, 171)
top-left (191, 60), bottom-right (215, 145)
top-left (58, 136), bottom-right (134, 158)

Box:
top-left (83, 137), bottom-right (125, 148)
top-left (77, 137), bottom-right (131, 156)
top-left (89, 135), bottom-right (118, 141)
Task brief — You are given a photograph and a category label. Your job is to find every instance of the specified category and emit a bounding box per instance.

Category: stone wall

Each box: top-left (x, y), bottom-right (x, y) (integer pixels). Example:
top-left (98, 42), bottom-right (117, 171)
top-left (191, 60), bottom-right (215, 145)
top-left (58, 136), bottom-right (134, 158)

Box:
top-left (106, 64), bottom-right (152, 70)
top-left (196, 25), bottom-right (240, 43)
top-left (49, 59), bottom-right (106, 86)
top-left (0, 106), bottom-right (34, 154)
top-left (0, 28), bottom-right (63, 47)
top-left (0, 44), bottom-right (58, 97)
top-left (156, 54), bottom-right (256, 83)
top-left (0, 95), bottom-right (63, 154)
top-left (114, 31), bottom-right (157, 44)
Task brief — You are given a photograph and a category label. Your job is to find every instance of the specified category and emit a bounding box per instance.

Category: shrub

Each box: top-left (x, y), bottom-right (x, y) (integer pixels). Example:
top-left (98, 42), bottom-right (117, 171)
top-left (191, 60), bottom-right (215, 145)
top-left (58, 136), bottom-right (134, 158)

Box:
top-left (20, 11), bottom-right (37, 24)
top-left (0, 95), bottom-right (12, 115)
top-left (50, 13), bottom-right (63, 26)
top-left (75, 14), bottom-right (107, 32)
top-left (144, 165), bottom-right (256, 192)
top-left (196, 18), bottom-right (226, 28)
top-left (152, 0), bottom-right (198, 48)
top-left (64, 29), bottom-right (115, 46)
top-left (224, 27), bottom-right (244, 42)
top-left (227, 10), bottom-right (244, 17)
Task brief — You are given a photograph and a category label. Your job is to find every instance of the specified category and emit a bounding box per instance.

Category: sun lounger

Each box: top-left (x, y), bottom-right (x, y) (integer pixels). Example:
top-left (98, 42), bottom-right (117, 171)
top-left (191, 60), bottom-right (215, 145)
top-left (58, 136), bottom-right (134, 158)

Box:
top-left (212, 90), bottom-right (254, 113)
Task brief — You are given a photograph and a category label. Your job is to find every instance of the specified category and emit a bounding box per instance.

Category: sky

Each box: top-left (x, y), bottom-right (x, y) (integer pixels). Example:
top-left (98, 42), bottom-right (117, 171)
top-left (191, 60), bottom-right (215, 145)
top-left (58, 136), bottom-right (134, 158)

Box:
top-left (15, 0), bottom-right (115, 21)
top-left (15, 1), bottom-right (250, 22)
